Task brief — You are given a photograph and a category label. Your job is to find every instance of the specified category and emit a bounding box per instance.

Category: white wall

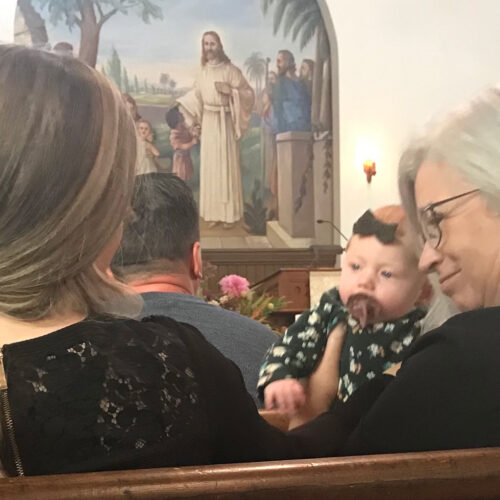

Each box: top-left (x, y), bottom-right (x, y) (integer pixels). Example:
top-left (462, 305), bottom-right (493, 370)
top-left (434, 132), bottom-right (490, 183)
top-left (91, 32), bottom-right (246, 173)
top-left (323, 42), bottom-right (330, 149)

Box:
top-left (0, 1), bottom-right (16, 43)
top-left (327, 0), bottom-right (500, 233)
top-left (3, 0), bottom-right (500, 235)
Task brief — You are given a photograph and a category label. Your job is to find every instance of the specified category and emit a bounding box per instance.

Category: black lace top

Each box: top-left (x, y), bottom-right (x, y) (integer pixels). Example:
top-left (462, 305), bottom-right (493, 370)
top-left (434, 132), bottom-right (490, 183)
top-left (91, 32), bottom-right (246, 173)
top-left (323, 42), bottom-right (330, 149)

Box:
top-left (0, 316), bottom-right (346, 476)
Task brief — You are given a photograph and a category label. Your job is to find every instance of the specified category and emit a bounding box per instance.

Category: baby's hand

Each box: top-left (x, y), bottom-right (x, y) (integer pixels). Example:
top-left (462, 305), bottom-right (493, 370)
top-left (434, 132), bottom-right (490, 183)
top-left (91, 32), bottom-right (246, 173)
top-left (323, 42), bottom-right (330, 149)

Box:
top-left (264, 379), bottom-right (306, 414)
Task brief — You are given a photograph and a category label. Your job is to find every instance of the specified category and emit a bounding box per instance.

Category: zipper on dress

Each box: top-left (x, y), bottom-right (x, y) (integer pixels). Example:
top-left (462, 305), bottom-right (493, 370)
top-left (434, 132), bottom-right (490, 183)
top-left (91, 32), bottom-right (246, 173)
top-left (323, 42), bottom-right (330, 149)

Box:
top-left (0, 349), bottom-right (25, 476)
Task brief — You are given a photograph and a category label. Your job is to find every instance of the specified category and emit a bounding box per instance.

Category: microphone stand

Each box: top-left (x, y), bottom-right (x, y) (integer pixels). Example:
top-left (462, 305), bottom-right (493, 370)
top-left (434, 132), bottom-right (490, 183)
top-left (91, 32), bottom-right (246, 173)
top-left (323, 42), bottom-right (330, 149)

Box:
top-left (316, 219), bottom-right (348, 248)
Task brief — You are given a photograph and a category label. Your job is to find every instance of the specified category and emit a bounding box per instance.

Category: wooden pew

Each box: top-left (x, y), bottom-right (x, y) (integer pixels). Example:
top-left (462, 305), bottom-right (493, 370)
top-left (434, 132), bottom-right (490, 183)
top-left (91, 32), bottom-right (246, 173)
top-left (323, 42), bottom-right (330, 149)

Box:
top-left (2, 447), bottom-right (500, 499)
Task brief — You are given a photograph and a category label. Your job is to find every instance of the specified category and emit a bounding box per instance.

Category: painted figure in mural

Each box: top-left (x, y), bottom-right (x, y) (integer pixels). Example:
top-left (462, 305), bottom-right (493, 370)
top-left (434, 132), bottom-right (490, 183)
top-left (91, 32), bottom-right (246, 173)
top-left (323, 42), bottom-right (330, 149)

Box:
top-left (53, 42), bottom-right (74, 57)
top-left (136, 118), bottom-right (160, 175)
top-left (299, 58), bottom-right (315, 98)
top-left (177, 31), bottom-right (255, 229)
top-left (261, 71), bottom-right (279, 218)
top-left (165, 106), bottom-right (198, 182)
top-left (122, 93), bottom-right (142, 124)
top-left (261, 52), bottom-right (312, 217)
top-left (269, 49), bottom-right (311, 135)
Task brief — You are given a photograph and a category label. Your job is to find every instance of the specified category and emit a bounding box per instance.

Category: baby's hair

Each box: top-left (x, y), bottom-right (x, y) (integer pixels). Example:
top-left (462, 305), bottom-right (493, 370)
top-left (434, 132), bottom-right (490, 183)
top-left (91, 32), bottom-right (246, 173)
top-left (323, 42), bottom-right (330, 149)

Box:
top-left (371, 205), bottom-right (409, 242)
top-left (348, 205), bottom-right (419, 261)
top-left (165, 106), bottom-right (182, 129)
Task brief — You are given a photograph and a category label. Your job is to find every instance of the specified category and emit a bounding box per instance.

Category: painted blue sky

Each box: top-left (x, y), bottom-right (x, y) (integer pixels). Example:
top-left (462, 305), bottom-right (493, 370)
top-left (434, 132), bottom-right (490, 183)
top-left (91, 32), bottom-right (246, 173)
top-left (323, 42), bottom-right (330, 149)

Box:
top-left (31, 0), bottom-right (321, 88)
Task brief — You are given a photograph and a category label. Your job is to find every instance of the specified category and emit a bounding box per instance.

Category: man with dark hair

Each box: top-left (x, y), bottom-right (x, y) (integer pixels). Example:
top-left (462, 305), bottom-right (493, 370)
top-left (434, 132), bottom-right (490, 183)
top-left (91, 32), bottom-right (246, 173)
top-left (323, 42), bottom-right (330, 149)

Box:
top-left (112, 173), bottom-right (277, 403)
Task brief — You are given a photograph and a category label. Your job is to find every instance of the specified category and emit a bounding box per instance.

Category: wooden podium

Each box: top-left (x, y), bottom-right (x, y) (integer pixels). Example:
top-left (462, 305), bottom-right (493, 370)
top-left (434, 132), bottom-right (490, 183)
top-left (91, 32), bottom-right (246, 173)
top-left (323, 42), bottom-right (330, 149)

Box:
top-left (251, 267), bottom-right (341, 331)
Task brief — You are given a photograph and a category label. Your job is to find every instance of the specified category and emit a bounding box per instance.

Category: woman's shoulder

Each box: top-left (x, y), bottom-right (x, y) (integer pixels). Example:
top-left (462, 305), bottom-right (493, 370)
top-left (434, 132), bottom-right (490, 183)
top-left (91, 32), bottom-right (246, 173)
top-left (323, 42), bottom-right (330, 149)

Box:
top-left (3, 315), bottom-right (205, 361)
top-left (424, 306), bottom-right (500, 339)
top-left (405, 306), bottom-right (500, 364)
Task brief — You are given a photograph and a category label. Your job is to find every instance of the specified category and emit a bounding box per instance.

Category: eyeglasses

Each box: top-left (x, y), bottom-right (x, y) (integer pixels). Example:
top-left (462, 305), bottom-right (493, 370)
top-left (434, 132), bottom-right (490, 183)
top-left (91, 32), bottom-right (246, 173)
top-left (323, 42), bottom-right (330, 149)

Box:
top-left (418, 189), bottom-right (479, 248)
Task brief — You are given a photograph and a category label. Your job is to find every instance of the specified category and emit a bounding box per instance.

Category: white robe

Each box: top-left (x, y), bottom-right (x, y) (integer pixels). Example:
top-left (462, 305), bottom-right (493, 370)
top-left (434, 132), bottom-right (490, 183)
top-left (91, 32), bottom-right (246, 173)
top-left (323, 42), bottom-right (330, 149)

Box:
top-left (178, 62), bottom-right (254, 223)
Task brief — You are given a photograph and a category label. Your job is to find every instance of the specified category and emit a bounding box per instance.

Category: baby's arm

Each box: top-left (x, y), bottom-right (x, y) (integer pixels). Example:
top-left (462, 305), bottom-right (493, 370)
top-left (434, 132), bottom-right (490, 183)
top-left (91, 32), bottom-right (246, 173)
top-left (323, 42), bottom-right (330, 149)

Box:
top-left (258, 307), bottom-right (324, 413)
top-left (258, 288), bottom-right (346, 417)
top-left (288, 323), bottom-right (347, 429)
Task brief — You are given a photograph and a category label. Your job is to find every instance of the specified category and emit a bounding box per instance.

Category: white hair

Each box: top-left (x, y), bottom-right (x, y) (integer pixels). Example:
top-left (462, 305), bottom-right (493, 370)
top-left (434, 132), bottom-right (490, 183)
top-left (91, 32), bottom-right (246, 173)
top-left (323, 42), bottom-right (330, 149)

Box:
top-left (396, 87), bottom-right (500, 328)
top-left (400, 85), bottom-right (500, 236)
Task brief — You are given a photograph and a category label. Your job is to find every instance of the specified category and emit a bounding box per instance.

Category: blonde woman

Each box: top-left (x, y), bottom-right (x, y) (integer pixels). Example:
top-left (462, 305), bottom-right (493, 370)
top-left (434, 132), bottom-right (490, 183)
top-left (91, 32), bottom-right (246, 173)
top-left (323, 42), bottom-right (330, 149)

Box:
top-left (0, 46), bottom-right (340, 476)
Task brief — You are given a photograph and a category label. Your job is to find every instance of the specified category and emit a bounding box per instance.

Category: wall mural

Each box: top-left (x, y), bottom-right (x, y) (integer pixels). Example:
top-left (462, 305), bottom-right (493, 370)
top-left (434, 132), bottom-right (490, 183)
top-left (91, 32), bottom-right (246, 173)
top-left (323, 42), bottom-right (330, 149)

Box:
top-left (15, 0), bottom-right (336, 249)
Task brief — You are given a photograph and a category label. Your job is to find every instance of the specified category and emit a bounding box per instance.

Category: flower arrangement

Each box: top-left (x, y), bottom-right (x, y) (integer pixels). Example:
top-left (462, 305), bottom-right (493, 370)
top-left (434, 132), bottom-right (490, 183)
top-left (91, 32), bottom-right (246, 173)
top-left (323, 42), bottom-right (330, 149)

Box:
top-left (208, 274), bottom-right (286, 325)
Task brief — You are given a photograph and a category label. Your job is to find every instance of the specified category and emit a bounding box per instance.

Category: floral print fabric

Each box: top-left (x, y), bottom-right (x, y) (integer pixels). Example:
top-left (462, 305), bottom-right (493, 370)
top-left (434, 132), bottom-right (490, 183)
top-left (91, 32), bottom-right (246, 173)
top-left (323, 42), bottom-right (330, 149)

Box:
top-left (258, 287), bottom-right (426, 402)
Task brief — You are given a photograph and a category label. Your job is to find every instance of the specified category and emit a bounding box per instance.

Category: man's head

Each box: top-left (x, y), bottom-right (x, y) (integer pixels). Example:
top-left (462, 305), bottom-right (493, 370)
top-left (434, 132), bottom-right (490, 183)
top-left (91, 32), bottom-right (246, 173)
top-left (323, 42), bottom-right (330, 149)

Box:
top-left (201, 31), bottom-right (231, 66)
top-left (300, 59), bottom-right (314, 81)
top-left (277, 50), bottom-right (296, 77)
top-left (339, 205), bottom-right (432, 327)
top-left (112, 173), bottom-right (202, 284)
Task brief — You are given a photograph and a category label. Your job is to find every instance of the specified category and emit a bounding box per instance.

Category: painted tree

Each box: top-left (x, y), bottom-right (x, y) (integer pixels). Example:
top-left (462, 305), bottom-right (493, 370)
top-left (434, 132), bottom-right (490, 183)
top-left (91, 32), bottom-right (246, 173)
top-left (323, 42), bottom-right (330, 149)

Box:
top-left (261, 0), bottom-right (331, 130)
top-left (122, 67), bottom-right (130, 93)
top-left (34, 0), bottom-right (163, 68)
top-left (106, 46), bottom-right (122, 90)
top-left (17, 0), bottom-right (49, 47)
top-left (244, 52), bottom-right (266, 95)
top-left (159, 72), bottom-right (170, 93)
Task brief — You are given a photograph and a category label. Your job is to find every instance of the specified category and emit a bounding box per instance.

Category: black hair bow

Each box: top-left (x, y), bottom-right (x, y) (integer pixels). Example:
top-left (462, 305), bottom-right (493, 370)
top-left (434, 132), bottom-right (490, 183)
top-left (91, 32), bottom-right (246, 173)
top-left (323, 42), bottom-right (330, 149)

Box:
top-left (352, 210), bottom-right (397, 244)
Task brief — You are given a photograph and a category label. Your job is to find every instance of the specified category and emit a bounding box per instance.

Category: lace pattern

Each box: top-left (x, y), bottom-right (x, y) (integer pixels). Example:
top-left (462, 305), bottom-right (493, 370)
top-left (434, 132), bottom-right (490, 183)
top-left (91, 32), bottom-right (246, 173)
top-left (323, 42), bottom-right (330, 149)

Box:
top-left (3, 316), bottom-right (205, 475)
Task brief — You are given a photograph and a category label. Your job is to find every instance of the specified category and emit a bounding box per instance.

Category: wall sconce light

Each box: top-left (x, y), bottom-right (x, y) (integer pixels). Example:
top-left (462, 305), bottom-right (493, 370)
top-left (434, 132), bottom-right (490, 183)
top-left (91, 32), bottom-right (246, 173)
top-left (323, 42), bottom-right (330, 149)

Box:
top-left (363, 160), bottom-right (376, 183)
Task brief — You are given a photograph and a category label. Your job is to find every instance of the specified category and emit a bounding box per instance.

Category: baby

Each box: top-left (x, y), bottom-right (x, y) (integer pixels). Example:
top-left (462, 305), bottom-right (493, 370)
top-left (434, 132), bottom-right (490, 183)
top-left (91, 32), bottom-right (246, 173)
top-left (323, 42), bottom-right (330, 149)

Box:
top-left (258, 205), bottom-right (432, 428)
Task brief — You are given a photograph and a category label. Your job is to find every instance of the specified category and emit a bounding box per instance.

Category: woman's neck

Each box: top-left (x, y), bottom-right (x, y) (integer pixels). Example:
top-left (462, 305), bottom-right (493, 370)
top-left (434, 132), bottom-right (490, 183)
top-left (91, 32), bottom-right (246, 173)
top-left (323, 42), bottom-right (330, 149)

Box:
top-left (0, 312), bottom-right (85, 346)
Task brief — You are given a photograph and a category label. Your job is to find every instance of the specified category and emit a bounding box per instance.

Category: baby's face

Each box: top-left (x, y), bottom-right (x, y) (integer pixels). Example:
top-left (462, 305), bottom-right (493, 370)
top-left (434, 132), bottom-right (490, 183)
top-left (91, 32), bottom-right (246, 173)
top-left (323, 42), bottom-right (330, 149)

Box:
top-left (338, 234), bottom-right (426, 326)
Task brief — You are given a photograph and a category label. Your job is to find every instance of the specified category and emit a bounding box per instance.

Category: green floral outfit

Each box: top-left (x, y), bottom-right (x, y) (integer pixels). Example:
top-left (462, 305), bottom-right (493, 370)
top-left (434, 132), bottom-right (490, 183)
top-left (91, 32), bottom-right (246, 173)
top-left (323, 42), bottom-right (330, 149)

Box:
top-left (257, 287), bottom-right (426, 402)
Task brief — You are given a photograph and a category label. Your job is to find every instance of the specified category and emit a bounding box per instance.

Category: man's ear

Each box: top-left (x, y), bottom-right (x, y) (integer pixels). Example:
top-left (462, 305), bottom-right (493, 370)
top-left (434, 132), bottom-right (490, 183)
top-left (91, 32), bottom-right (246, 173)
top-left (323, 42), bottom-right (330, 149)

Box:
top-left (416, 278), bottom-right (434, 307)
top-left (190, 241), bottom-right (203, 280)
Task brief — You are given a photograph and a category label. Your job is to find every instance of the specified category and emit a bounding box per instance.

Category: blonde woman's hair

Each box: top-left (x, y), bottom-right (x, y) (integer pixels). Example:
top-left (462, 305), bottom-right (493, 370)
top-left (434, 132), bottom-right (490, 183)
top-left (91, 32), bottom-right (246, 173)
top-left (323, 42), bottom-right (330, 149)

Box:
top-left (0, 45), bottom-right (138, 320)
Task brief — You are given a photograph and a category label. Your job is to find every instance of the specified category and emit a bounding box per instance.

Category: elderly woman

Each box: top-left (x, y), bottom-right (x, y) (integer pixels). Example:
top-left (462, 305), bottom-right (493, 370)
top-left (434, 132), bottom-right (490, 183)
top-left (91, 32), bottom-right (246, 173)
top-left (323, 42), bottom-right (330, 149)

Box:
top-left (328, 86), bottom-right (500, 455)
top-left (0, 45), bottom-right (342, 477)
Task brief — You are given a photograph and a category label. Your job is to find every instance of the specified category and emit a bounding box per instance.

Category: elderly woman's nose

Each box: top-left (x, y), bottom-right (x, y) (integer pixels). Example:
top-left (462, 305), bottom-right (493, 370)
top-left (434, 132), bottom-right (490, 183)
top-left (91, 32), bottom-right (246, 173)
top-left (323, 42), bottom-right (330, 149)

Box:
top-left (418, 242), bottom-right (441, 273)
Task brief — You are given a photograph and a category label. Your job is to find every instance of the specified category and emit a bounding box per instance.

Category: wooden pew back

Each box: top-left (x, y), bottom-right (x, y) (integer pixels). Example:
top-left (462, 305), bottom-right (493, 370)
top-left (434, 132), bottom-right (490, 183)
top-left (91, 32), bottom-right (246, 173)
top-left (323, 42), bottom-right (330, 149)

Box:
top-left (2, 447), bottom-right (500, 499)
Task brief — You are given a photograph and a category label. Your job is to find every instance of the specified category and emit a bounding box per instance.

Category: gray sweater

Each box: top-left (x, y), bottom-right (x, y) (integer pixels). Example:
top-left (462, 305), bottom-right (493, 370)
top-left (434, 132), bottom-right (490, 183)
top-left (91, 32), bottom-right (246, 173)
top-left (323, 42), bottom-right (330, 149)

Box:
top-left (140, 292), bottom-right (277, 405)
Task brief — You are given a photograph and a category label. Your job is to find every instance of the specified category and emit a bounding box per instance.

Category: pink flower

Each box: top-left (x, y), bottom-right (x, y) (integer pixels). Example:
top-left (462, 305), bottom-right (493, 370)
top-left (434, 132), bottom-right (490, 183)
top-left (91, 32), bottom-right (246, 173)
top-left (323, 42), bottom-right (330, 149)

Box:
top-left (219, 274), bottom-right (250, 298)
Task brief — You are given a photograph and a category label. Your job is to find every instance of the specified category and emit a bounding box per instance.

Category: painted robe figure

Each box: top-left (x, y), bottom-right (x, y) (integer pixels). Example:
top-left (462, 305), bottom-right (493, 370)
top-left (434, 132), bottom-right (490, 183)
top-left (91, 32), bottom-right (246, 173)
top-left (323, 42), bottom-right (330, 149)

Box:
top-left (177, 31), bottom-right (254, 228)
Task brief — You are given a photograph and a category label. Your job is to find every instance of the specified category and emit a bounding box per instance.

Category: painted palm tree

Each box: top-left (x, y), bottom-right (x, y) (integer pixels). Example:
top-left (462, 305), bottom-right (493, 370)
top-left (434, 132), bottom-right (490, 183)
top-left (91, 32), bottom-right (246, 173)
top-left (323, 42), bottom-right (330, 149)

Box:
top-left (261, 0), bottom-right (331, 130)
top-left (261, 0), bottom-right (325, 51)
top-left (244, 52), bottom-right (267, 95)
